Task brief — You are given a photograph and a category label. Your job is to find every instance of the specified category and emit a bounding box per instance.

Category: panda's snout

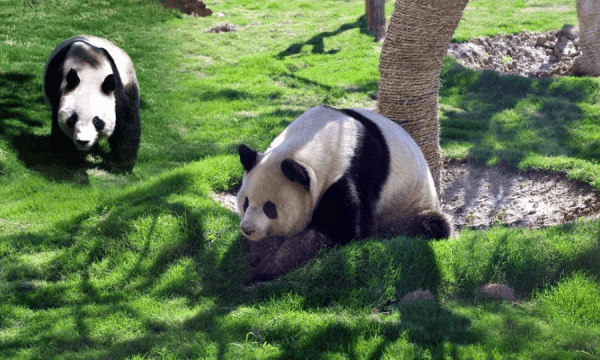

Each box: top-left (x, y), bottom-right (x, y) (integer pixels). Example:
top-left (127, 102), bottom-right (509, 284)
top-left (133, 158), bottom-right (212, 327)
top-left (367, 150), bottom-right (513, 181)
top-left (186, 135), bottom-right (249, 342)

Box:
top-left (241, 225), bottom-right (255, 237)
top-left (76, 139), bottom-right (90, 146)
top-left (92, 116), bottom-right (105, 131)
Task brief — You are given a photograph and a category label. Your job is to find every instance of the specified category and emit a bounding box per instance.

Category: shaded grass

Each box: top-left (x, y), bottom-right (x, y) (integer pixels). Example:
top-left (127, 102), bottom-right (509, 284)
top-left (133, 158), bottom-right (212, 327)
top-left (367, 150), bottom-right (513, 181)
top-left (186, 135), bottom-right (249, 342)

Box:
top-left (440, 57), bottom-right (600, 188)
top-left (1, 0), bottom-right (600, 359)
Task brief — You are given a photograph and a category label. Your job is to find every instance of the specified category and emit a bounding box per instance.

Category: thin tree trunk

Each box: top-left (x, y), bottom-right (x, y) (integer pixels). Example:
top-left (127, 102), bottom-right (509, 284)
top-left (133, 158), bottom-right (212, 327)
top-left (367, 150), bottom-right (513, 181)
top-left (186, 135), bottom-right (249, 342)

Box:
top-left (366, 0), bottom-right (386, 42)
top-left (377, 0), bottom-right (469, 193)
top-left (573, 0), bottom-right (600, 76)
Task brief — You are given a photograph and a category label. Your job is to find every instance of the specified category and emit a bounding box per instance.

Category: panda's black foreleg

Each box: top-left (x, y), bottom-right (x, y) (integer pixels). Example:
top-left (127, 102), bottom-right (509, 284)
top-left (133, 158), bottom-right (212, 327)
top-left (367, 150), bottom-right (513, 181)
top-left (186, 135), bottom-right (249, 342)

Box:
top-left (50, 111), bottom-right (74, 152)
top-left (251, 229), bottom-right (333, 282)
top-left (50, 111), bottom-right (88, 166)
top-left (247, 235), bottom-right (286, 268)
top-left (310, 177), bottom-right (373, 244)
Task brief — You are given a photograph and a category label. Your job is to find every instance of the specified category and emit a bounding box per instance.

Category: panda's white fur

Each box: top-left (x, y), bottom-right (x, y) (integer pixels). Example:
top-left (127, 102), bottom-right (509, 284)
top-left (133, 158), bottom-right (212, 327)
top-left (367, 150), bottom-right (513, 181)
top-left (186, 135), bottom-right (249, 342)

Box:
top-left (43, 35), bottom-right (140, 171)
top-left (237, 105), bottom-right (451, 281)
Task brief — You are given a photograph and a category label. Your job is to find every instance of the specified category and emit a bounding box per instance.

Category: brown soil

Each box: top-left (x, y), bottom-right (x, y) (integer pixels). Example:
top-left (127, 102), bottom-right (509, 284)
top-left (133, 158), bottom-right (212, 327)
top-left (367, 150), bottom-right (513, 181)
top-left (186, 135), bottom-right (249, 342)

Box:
top-left (440, 159), bottom-right (600, 232)
top-left (211, 159), bottom-right (600, 234)
top-left (160, 0), bottom-right (212, 17)
top-left (446, 28), bottom-right (585, 78)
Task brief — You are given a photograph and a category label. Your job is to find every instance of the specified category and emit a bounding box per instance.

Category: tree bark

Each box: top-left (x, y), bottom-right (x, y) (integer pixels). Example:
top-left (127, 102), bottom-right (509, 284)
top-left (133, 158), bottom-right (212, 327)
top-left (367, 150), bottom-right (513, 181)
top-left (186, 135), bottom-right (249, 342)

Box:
top-left (366, 0), bottom-right (386, 42)
top-left (377, 0), bottom-right (469, 193)
top-left (573, 0), bottom-right (600, 76)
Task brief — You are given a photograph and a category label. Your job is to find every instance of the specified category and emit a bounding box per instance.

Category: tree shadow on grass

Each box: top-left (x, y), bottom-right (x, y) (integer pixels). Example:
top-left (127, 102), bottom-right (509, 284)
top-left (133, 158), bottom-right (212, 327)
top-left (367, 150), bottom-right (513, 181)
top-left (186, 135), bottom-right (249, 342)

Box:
top-left (230, 237), bottom-right (474, 357)
top-left (439, 57), bottom-right (600, 168)
top-left (1, 168), bottom-right (246, 359)
top-left (277, 15), bottom-right (371, 58)
top-left (17, 187), bottom-right (600, 359)
top-left (446, 220), bottom-right (600, 301)
top-left (2, 173), bottom-right (475, 359)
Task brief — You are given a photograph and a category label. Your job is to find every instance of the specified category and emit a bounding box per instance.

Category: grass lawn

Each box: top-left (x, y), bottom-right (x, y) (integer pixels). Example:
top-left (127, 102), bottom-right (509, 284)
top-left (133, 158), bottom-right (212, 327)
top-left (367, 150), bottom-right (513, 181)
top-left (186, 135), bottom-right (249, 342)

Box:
top-left (1, 0), bottom-right (599, 358)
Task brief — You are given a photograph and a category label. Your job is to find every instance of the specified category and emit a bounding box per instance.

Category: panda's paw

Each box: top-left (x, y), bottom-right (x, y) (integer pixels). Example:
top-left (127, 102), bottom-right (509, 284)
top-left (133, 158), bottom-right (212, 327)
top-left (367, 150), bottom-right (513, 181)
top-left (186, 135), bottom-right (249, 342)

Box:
top-left (247, 236), bottom-right (286, 267)
top-left (251, 256), bottom-right (280, 282)
top-left (100, 159), bottom-right (135, 173)
top-left (419, 211), bottom-right (453, 239)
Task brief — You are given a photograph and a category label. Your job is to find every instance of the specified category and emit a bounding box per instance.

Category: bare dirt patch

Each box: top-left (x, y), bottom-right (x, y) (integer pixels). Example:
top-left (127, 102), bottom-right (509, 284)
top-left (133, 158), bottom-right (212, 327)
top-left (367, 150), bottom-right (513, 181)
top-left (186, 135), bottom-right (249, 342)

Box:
top-left (447, 27), bottom-right (583, 78)
top-left (211, 159), bottom-right (600, 233)
top-left (441, 159), bottom-right (600, 232)
top-left (160, 0), bottom-right (212, 17)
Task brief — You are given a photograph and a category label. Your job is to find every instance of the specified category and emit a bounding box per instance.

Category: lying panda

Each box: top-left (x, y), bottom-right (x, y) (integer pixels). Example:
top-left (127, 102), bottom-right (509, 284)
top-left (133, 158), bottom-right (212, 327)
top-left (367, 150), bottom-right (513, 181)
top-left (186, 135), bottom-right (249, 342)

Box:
top-left (237, 105), bottom-right (452, 282)
top-left (43, 35), bottom-right (140, 172)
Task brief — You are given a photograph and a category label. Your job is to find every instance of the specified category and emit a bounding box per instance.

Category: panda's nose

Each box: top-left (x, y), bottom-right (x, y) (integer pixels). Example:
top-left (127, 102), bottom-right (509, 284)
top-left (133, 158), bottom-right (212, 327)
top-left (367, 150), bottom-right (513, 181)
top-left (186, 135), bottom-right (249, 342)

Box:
top-left (76, 139), bottom-right (90, 146)
top-left (241, 226), bottom-right (255, 236)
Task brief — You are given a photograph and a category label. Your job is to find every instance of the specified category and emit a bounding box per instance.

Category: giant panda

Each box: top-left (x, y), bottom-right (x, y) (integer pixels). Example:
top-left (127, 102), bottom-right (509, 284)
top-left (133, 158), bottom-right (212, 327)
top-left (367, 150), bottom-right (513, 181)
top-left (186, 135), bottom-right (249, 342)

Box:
top-left (43, 35), bottom-right (140, 172)
top-left (237, 105), bottom-right (452, 282)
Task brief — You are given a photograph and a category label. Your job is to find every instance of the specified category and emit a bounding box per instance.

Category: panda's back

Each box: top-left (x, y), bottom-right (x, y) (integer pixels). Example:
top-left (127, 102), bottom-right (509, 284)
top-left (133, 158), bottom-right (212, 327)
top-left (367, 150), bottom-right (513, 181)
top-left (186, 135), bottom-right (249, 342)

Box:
top-left (265, 105), bottom-right (362, 197)
top-left (264, 105), bottom-right (439, 217)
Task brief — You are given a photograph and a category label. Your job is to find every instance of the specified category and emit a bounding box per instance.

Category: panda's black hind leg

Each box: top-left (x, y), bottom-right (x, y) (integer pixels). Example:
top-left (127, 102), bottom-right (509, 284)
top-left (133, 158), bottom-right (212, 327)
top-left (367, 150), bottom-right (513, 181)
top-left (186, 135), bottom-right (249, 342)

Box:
top-left (106, 87), bottom-right (141, 173)
top-left (376, 210), bottom-right (452, 240)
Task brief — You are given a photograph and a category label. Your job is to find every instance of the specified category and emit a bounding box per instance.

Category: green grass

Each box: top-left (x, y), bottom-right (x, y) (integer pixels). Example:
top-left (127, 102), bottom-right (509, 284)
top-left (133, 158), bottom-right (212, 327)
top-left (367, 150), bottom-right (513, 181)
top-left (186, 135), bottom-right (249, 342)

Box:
top-left (1, 0), bottom-right (600, 358)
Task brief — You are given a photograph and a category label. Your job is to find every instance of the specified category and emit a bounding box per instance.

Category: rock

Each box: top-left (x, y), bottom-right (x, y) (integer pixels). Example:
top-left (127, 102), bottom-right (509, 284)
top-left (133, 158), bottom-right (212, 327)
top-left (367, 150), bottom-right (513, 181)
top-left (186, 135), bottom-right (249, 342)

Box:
top-left (555, 39), bottom-right (567, 53)
top-left (560, 25), bottom-right (579, 40)
top-left (539, 71), bottom-right (551, 78)
top-left (536, 36), bottom-right (546, 46)
top-left (477, 284), bottom-right (516, 302)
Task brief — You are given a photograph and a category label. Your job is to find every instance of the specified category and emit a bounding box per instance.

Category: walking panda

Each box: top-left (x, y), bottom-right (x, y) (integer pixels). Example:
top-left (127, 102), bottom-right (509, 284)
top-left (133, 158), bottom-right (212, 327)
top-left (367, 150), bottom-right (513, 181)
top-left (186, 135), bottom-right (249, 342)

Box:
top-left (237, 105), bottom-right (452, 281)
top-left (43, 35), bottom-right (140, 172)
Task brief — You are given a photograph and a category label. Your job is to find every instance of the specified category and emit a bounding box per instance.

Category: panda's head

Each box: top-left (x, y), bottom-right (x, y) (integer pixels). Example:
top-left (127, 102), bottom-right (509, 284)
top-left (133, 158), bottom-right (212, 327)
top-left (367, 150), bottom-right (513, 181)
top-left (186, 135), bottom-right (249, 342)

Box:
top-left (58, 41), bottom-right (118, 151)
top-left (236, 144), bottom-right (316, 241)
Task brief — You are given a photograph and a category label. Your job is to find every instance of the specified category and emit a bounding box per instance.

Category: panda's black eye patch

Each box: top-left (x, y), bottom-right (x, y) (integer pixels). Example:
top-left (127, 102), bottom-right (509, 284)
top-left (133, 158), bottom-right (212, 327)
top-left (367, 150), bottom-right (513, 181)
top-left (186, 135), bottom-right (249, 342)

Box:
top-left (101, 74), bottom-right (116, 94)
top-left (263, 201), bottom-right (278, 219)
top-left (243, 197), bottom-right (249, 212)
top-left (66, 113), bottom-right (78, 128)
top-left (66, 69), bottom-right (80, 90)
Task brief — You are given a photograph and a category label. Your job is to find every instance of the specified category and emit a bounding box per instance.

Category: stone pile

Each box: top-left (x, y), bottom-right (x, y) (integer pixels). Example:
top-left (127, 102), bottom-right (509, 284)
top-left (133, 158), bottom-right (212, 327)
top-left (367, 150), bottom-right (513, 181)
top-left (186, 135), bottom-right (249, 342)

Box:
top-left (447, 27), bottom-right (583, 78)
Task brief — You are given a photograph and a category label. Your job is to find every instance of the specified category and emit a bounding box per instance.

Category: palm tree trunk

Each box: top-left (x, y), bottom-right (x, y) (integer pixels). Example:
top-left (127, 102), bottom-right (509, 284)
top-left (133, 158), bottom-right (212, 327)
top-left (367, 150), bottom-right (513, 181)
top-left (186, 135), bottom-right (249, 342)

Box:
top-left (573, 0), bottom-right (600, 76)
top-left (377, 0), bottom-right (469, 193)
top-left (366, 0), bottom-right (386, 42)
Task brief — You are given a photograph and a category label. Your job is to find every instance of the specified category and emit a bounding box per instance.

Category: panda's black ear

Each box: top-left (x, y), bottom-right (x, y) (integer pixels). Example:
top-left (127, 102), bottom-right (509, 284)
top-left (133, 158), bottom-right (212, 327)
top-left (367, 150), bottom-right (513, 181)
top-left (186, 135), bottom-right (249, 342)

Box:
top-left (238, 144), bottom-right (258, 172)
top-left (281, 159), bottom-right (310, 192)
